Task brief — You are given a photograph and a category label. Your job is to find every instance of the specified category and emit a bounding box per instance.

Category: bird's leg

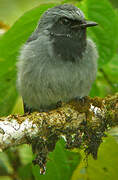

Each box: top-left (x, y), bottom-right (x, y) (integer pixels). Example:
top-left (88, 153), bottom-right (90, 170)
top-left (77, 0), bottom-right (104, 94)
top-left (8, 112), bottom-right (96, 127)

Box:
top-left (23, 101), bottom-right (34, 114)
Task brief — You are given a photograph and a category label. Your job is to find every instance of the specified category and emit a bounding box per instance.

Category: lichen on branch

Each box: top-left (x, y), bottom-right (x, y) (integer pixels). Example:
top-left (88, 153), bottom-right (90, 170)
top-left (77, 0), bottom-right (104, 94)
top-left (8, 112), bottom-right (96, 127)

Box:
top-left (0, 94), bottom-right (118, 174)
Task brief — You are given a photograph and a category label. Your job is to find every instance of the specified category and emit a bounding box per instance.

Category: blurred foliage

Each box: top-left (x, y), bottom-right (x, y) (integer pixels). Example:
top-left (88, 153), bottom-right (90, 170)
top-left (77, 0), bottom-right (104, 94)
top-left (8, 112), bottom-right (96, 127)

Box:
top-left (0, 0), bottom-right (62, 25)
top-left (32, 139), bottom-right (81, 180)
top-left (72, 136), bottom-right (118, 180)
top-left (0, 0), bottom-right (118, 179)
top-left (110, 0), bottom-right (118, 7)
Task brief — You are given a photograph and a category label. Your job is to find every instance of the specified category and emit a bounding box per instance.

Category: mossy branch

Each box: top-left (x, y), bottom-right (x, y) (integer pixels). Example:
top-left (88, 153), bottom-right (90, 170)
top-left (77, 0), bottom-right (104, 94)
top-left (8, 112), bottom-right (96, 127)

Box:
top-left (0, 94), bottom-right (118, 173)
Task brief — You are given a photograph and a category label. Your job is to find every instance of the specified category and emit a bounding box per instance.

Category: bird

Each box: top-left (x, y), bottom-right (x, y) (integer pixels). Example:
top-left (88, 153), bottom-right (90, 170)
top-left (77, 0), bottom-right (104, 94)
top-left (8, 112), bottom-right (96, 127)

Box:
top-left (17, 4), bottom-right (98, 113)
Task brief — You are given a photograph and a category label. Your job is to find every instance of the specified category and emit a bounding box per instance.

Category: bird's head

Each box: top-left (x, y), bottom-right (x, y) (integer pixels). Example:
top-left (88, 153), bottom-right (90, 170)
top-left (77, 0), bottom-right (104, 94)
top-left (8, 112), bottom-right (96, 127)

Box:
top-left (37, 4), bottom-right (97, 39)
top-left (35, 4), bottom-right (98, 61)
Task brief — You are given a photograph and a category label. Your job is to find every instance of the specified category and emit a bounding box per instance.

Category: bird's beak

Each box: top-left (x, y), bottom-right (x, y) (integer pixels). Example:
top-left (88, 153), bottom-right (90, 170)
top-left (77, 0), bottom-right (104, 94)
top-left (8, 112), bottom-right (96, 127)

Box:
top-left (80, 21), bottom-right (98, 28)
top-left (71, 20), bottom-right (98, 29)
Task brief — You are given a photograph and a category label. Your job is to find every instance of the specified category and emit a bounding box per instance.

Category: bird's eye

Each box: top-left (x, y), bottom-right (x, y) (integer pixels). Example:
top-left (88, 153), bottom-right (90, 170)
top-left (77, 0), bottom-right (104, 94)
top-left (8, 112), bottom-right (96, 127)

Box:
top-left (59, 18), bottom-right (71, 25)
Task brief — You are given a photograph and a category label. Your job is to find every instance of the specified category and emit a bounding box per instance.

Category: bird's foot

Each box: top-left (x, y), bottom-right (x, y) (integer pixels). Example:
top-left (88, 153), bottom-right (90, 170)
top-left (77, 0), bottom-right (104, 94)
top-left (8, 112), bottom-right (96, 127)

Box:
top-left (39, 101), bottom-right (62, 112)
top-left (56, 100), bottom-right (62, 108)
top-left (74, 96), bottom-right (88, 104)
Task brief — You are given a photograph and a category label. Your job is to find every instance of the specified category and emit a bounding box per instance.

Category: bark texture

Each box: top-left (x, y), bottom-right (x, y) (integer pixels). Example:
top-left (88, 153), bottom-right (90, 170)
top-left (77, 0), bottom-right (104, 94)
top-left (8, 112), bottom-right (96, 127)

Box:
top-left (0, 94), bottom-right (118, 173)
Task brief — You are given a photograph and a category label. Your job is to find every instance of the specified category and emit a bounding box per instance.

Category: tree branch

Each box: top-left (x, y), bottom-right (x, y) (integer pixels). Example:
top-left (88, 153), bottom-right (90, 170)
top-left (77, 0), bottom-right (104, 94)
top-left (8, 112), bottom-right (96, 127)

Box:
top-left (0, 94), bottom-right (118, 173)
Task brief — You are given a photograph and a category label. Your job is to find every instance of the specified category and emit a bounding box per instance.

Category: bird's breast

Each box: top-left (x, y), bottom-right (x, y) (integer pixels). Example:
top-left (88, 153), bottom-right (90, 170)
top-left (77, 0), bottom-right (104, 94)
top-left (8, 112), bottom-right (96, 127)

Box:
top-left (52, 36), bottom-right (86, 62)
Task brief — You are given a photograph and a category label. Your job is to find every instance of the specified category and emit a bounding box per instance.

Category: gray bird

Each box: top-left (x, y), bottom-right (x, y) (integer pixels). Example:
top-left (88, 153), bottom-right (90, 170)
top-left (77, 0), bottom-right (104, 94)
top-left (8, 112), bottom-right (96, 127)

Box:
top-left (17, 4), bottom-right (98, 113)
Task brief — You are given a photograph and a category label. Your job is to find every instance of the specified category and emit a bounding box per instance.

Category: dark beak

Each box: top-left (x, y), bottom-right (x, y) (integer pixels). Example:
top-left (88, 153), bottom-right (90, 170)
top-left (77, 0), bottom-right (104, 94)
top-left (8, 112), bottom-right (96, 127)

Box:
top-left (80, 21), bottom-right (98, 28)
top-left (71, 20), bottom-right (98, 29)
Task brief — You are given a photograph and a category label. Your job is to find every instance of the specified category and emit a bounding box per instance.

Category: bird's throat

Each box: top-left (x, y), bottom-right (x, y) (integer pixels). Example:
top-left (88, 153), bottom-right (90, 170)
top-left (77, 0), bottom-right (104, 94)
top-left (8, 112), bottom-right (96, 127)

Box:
top-left (52, 31), bottom-right (87, 62)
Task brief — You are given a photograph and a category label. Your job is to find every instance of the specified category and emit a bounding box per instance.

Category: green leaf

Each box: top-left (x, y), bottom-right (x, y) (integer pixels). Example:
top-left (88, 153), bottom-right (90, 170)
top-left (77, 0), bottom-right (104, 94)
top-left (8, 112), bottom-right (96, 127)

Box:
top-left (104, 54), bottom-right (118, 86)
top-left (89, 81), bottom-right (100, 97)
top-left (18, 145), bottom-right (33, 165)
top-left (0, 159), bottom-right (9, 176)
top-left (79, 0), bottom-right (118, 67)
top-left (90, 54), bottom-right (118, 98)
top-left (0, 3), bottom-right (58, 116)
top-left (72, 136), bottom-right (118, 180)
top-left (0, 152), bottom-right (13, 175)
top-left (87, 136), bottom-right (118, 180)
top-left (18, 163), bottom-right (34, 180)
top-left (32, 139), bottom-right (81, 180)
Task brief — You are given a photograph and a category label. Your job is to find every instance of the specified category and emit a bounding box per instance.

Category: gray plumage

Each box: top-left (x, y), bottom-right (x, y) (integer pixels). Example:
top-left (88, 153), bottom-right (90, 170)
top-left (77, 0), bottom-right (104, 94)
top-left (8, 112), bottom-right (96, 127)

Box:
top-left (17, 4), bottom-right (98, 112)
